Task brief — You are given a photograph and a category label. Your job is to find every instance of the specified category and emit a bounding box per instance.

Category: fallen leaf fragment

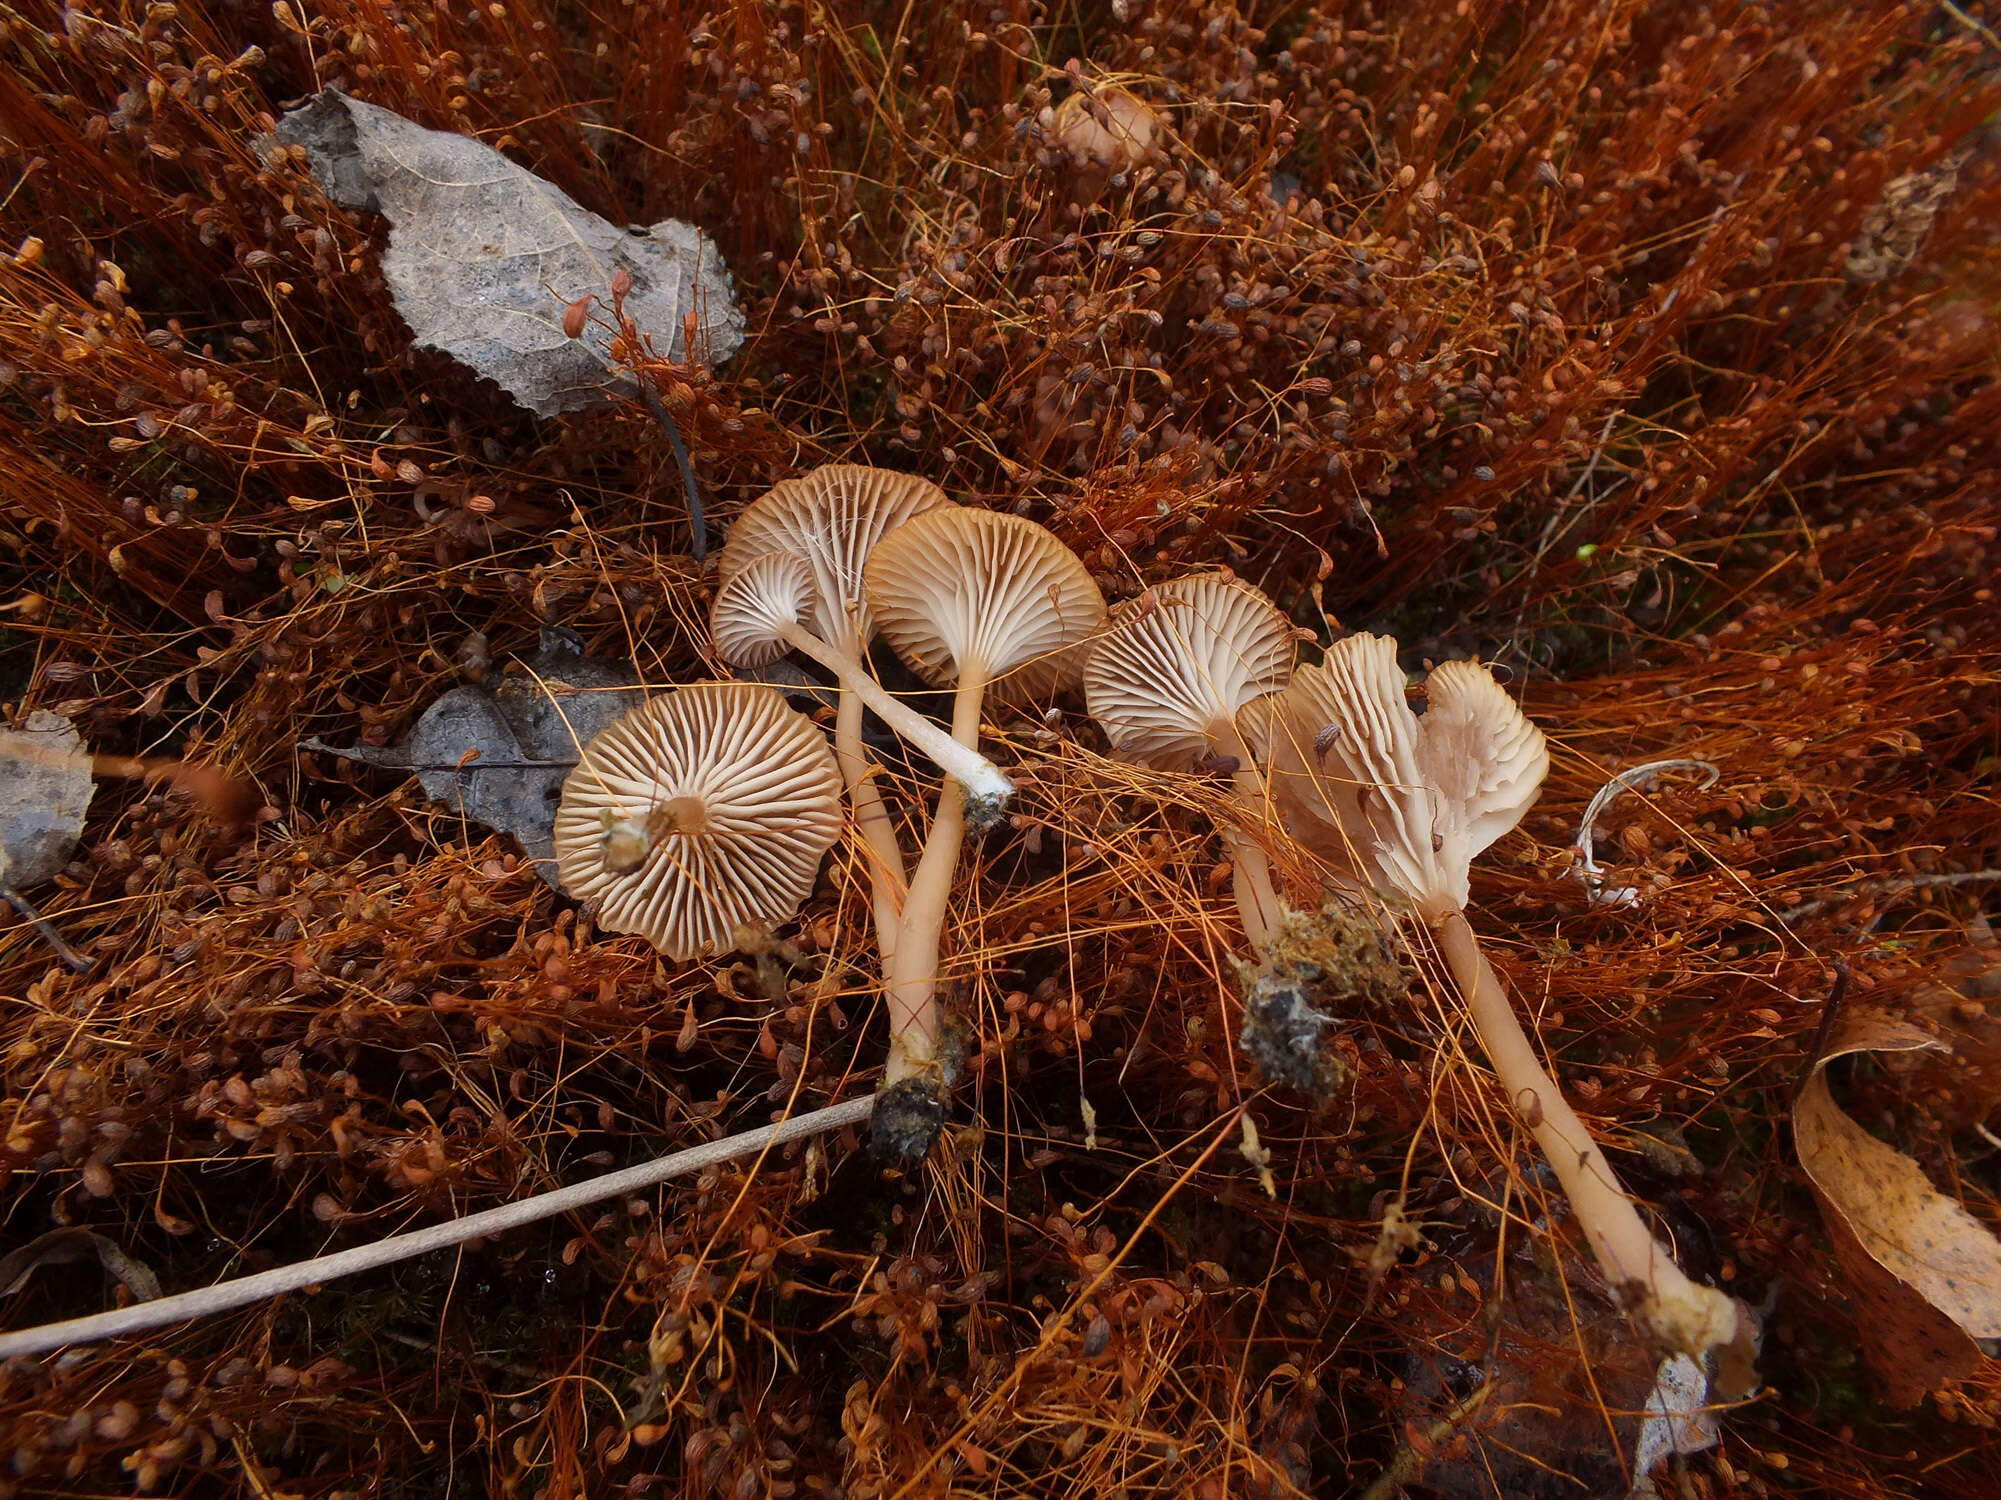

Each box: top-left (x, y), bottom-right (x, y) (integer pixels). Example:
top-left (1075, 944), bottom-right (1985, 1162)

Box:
top-left (1632, 1353), bottom-right (1721, 1496)
top-left (1820, 1197), bottom-right (1985, 1407)
top-left (0, 712), bottom-right (96, 971)
top-left (1795, 1005), bottom-right (2001, 1402)
top-left (0, 711), bottom-right (93, 889)
top-left (0, 1227), bottom-right (161, 1305)
top-left (307, 631), bottom-right (642, 888)
top-left (274, 90), bottom-right (745, 416)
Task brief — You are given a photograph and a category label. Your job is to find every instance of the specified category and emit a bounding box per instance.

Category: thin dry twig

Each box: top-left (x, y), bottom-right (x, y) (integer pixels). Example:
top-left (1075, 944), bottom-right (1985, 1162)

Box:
top-left (0, 1096), bottom-right (871, 1360)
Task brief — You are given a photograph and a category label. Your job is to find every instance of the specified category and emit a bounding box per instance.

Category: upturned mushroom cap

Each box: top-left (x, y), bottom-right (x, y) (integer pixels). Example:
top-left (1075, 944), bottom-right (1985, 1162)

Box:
top-left (864, 508), bottom-right (1107, 706)
top-left (553, 682), bottom-right (844, 962)
top-left (1258, 633), bottom-right (1547, 918)
top-left (1050, 87), bottom-right (1162, 177)
top-left (710, 550), bottom-right (817, 669)
top-left (717, 465), bottom-right (952, 657)
top-left (1083, 574), bottom-right (1295, 770)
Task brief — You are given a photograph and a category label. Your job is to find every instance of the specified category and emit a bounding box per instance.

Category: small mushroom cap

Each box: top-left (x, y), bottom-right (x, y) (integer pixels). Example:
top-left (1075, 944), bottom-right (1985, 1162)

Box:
top-left (710, 550), bottom-right (817, 668)
top-left (1051, 87), bottom-right (1162, 176)
top-left (1420, 657), bottom-right (1550, 857)
top-left (1083, 574), bottom-right (1295, 770)
top-left (1258, 633), bottom-right (1547, 917)
top-left (553, 682), bottom-right (843, 962)
top-left (863, 507), bottom-right (1107, 706)
top-left (717, 465), bottom-right (952, 657)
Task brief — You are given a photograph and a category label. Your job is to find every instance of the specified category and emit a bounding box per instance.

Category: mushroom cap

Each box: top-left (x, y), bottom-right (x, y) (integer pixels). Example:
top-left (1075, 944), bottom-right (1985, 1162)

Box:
top-left (863, 507), bottom-right (1108, 706)
top-left (553, 682), bottom-right (844, 962)
top-left (1051, 87), bottom-right (1162, 175)
top-left (716, 465), bottom-right (952, 657)
top-left (1257, 633), bottom-right (1547, 917)
top-left (1420, 657), bottom-right (1550, 858)
top-left (1082, 574), bottom-right (1295, 770)
top-left (710, 550), bottom-right (817, 668)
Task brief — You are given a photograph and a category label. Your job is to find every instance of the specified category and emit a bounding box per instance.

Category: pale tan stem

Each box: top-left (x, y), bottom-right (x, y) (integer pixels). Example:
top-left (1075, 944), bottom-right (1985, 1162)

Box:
top-left (1224, 764), bottom-right (1280, 953)
top-left (776, 622), bottom-right (1012, 806)
top-left (1435, 909), bottom-right (1741, 1357)
top-left (834, 688), bottom-right (906, 968)
top-left (882, 667), bottom-right (987, 1086)
top-left (1223, 828), bottom-right (1277, 953)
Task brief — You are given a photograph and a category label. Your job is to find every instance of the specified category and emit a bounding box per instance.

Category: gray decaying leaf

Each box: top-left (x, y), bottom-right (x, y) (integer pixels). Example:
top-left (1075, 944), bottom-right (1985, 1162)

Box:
top-left (274, 90), bottom-right (745, 417)
top-left (307, 632), bottom-right (643, 888)
top-left (0, 710), bottom-right (93, 889)
top-left (1631, 1353), bottom-right (1721, 1497)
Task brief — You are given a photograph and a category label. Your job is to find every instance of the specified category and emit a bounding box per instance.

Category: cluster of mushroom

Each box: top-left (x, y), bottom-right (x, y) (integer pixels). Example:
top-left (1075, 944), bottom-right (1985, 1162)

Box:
top-left (555, 466), bottom-right (1106, 1152)
top-left (551, 464), bottom-right (1744, 1365)
top-left (1084, 584), bottom-right (1744, 1361)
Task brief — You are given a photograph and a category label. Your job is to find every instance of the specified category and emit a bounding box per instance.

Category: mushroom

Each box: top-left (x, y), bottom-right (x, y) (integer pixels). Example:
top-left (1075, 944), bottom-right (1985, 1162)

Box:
top-left (1049, 85), bottom-right (1162, 200)
top-left (1081, 573), bottom-right (1296, 950)
top-left (1263, 633), bottom-right (1744, 1361)
top-left (861, 507), bottom-right (1107, 1140)
top-left (553, 682), bottom-right (843, 963)
top-left (711, 466), bottom-right (1014, 843)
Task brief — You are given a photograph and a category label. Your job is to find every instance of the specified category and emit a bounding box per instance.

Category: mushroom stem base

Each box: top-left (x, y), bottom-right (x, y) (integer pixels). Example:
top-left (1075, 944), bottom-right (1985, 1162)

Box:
top-left (1221, 763), bottom-right (1280, 953)
top-left (961, 785), bottom-right (1010, 830)
top-left (882, 1029), bottom-right (938, 1088)
top-left (1222, 824), bottom-right (1278, 953)
top-left (879, 670), bottom-right (987, 1150)
top-left (870, 1076), bottom-right (945, 1165)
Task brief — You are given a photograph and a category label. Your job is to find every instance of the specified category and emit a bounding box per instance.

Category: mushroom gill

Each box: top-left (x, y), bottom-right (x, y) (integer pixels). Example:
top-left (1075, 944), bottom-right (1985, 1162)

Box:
top-left (553, 682), bottom-right (844, 963)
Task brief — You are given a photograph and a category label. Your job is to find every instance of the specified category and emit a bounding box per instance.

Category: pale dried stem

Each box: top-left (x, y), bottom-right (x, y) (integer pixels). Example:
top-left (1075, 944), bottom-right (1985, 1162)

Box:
top-left (775, 622), bottom-right (1012, 807)
top-left (834, 688), bottom-right (907, 966)
top-left (0, 1096), bottom-right (876, 1361)
top-left (882, 667), bottom-right (986, 1086)
top-left (1434, 909), bottom-right (1741, 1357)
top-left (1, 883), bottom-right (94, 974)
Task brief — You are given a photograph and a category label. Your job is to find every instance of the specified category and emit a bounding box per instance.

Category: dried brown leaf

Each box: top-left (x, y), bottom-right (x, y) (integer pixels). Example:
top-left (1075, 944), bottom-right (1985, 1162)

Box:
top-left (1819, 1198), bottom-right (1984, 1408)
top-left (1795, 1006), bottom-right (2001, 1402)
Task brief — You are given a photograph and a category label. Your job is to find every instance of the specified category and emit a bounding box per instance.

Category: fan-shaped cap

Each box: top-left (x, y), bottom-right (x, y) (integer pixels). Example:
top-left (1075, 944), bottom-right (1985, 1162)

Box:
top-left (1259, 634), bottom-right (1547, 918)
top-left (864, 508), bottom-right (1107, 706)
top-left (1420, 658), bottom-right (1550, 856)
top-left (710, 550), bottom-right (817, 668)
top-left (553, 682), bottom-right (843, 962)
top-left (1083, 574), bottom-right (1295, 770)
top-left (717, 465), bottom-right (952, 657)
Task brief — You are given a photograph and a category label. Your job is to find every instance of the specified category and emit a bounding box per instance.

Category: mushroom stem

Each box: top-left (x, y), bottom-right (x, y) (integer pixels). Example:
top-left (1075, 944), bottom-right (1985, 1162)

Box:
top-left (1224, 764), bottom-right (1281, 952)
top-left (1223, 832), bottom-right (1278, 953)
top-left (1433, 909), bottom-right (1742, 1357)
top-left (774, 621), bottom-right (1014, 810)
top-left (882, 667), bottom-right (987, 1088)
top-left (835, 686), bottom-right (907, 965)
